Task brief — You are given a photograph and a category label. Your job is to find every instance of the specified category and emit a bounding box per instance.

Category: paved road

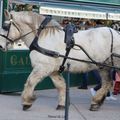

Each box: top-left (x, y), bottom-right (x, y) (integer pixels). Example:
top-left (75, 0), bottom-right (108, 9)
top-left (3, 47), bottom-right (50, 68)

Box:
top-left (0, 87), bottom-right (120, 120)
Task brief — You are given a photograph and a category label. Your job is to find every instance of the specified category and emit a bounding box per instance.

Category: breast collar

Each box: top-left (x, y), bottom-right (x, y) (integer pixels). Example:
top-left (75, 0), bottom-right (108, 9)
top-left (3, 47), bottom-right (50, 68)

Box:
top-left (29, 15), bottom-right (52, 51)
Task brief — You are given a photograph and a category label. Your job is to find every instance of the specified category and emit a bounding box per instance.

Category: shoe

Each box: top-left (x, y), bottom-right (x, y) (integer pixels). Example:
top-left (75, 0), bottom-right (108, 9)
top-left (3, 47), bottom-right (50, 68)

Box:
top-left (78, 86), bottom-right (88, 89)
top-left (106, 95), bottom-right (117, 100)
top-left (90, 88), bottom-right (96, 96)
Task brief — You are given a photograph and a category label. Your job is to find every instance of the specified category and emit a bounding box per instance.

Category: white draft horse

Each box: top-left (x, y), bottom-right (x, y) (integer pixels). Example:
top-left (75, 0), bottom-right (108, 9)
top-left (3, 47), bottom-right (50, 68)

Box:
top-left (3, 10), bottom-right (120, 111)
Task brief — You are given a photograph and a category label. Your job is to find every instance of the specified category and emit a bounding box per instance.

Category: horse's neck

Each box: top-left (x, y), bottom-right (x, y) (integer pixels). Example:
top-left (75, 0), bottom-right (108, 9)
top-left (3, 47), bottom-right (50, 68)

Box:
top-left (17, 14), bottom-right (40, 47)
top-left (23, 37), bottom-right (34, 48)
top-left (22, 15), bottom-right (62, 47)
top-left (15, 12), bottom-right (63, 48)
top-left (20, 23), bottom-right (63, 48)
top-left (17, 22), bottom-right (35, 47)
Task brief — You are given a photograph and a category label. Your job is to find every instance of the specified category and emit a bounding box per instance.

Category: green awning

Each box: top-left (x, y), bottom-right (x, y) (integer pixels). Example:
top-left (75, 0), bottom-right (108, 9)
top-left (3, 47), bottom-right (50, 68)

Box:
top-left (10, 0), bottom-right (120, 20)
top-left (60, 0), bottom-right (120, 6)
top-left (12, 0), bottom-right (120, 6)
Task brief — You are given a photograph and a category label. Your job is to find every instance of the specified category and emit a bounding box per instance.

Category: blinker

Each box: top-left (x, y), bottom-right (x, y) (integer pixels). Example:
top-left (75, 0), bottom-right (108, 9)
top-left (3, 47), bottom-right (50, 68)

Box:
top-left (2, 22), bottom-right (10, 31)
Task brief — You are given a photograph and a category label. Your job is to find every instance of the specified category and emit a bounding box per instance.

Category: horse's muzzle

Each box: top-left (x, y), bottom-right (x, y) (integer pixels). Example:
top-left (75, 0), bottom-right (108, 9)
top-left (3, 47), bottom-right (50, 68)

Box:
top-left (0, 45), bottom-right (7, 52)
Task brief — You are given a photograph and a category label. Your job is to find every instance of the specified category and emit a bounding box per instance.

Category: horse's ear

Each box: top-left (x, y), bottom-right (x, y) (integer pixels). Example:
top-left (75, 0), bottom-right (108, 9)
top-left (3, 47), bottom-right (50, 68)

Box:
top-left (4, 9), bottom-right (11, 20)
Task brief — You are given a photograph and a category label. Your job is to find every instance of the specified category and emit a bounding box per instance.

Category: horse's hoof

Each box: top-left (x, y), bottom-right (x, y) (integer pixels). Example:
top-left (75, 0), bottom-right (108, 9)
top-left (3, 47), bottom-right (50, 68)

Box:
top-left (56, 105), bottom-right (65, 110)
top-left (89, 104), bottom-right (100, 111)
top-left (23, 104), bottom-right (32, 111)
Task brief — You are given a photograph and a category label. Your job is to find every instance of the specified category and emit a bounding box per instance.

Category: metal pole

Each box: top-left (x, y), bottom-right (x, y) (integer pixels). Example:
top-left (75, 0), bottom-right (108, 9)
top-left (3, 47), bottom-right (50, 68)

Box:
top-left (65, 63), bottom-right (70, 120)
top-left (0, 0), bottom-right (3, 28)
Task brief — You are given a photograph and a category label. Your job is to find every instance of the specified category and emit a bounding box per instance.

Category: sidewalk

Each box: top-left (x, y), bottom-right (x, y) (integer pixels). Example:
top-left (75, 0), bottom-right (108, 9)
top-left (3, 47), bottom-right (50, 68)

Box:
top-left (0, 87), bottom-right (120, 120)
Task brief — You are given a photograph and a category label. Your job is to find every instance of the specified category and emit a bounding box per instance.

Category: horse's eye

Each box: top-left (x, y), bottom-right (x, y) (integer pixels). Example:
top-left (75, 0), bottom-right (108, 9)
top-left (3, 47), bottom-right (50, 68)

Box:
top-left (2, 22), bottom-right (10, 31)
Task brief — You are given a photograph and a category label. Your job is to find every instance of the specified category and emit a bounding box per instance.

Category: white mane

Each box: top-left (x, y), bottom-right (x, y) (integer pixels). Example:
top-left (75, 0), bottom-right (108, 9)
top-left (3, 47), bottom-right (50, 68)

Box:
top-left (11, 11), bottom-right (61, 29)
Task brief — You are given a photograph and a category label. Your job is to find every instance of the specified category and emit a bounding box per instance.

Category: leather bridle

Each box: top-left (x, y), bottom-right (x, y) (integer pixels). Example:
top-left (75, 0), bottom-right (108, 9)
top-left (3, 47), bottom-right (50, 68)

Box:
top-left (2, 15), bottom-right (38, 45)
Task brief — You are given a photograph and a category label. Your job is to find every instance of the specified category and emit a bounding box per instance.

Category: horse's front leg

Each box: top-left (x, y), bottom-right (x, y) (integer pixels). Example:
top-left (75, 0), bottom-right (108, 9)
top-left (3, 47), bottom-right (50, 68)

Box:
top-left (50, 72), bottom-right (66, 110)
top-left (90, 69), bottom-right (112, 111)
top-left (22, 66), bottom-right (51, 111)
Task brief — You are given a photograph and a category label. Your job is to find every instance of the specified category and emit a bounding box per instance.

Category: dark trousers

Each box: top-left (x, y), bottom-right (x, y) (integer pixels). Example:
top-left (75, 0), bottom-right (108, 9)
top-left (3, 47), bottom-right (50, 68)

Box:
top-left (93, 69), bottom-right (116, 97)
top-left (81, 72), bottom-right (88, 87)
top-left (80, 69), bottom-right (115, 97)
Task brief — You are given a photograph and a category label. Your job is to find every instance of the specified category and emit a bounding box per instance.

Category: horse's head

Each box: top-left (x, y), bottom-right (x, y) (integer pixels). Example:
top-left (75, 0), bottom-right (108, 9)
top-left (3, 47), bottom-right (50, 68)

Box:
top-left (3, 10), bottom-right (22, 42)
top-left (3, 10), bottom-right (62, 48)
top-left (3, 10), bottom-right (44, 47)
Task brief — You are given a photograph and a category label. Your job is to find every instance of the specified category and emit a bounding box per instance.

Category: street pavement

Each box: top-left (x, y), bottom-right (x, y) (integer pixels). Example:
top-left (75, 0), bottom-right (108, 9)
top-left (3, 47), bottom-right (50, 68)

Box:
top-left (0, 87), bottom-right (120, 120)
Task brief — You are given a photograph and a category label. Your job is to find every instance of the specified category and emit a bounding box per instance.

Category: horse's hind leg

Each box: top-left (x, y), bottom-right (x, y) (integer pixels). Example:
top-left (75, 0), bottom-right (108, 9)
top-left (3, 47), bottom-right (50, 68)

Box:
top-left (50, 72), bottom-right (66, 110)
top-left (90, 68), bottom-right (112, 111)
top-left (22, 66), bottom-right (51, 111)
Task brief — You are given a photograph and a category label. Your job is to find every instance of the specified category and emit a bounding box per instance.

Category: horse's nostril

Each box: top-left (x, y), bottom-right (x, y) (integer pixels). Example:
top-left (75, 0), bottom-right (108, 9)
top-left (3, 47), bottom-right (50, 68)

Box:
top-left (0, 45), bottom-right (3, 48)
top-left (0, 45), bottom-right (5, 51)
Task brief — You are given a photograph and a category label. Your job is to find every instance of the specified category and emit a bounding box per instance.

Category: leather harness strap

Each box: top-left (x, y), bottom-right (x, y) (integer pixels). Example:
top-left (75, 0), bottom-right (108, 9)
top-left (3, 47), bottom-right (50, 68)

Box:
top-left (109, 28), bottom-right (114, 66)
top-left (59, 24), bottom-right (78, 73)
top-left (29, 15), bottom-right (52, 51)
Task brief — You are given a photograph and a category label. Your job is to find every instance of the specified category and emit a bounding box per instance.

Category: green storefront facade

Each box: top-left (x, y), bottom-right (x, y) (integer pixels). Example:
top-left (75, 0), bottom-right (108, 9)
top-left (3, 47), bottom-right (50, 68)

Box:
top-left (0, 0), bottom-right (120, 93)
top-left (0, 50), bottom-right (87, 93)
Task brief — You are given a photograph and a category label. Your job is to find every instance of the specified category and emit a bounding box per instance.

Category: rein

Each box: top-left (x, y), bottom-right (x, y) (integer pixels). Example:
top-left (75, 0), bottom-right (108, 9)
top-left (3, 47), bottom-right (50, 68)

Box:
top-left (0, 34), bottom-right (14, 43)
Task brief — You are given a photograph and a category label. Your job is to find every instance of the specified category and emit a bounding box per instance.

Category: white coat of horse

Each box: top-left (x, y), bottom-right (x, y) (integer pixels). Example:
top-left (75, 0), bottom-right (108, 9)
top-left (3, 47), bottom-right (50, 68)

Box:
top-left (3, 10), bottom-right (120, 111)
top-left (0, 28), bottom-right (8, 51)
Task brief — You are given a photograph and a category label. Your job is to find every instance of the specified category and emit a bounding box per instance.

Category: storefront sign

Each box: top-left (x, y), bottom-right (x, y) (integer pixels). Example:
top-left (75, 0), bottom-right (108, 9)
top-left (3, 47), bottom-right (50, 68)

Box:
top-left (40, 6), bottom-right (106, 19)
top-left (10, 55), bottom-right (30, 66)
top-left (40, 6), bottom-right (120, 20)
